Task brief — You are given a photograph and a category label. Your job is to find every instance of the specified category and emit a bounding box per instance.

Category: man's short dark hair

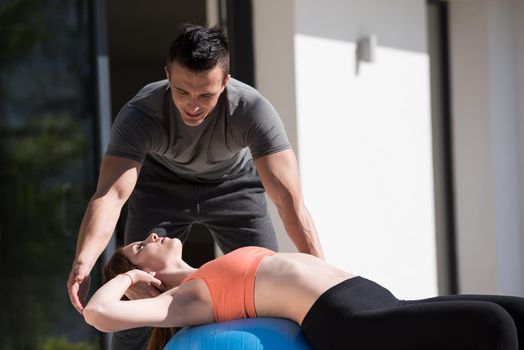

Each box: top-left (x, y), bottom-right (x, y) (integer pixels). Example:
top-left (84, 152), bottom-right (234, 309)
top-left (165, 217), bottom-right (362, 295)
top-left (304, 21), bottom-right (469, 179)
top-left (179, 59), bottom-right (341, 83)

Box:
top-left (167, 24), bottom-right (229, 75)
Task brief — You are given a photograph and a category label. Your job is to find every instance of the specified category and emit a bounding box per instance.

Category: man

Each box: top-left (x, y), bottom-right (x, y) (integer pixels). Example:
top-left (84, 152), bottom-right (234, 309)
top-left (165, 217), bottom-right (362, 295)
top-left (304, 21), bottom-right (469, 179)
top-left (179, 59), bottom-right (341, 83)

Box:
top-left (68, 24), bottom-right (323, 348)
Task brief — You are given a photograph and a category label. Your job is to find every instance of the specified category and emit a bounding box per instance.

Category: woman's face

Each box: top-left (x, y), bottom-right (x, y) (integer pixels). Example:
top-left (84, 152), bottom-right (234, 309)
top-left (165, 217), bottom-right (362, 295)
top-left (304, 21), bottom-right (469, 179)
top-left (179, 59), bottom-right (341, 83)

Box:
top-left (122, 232), bottom-right (182, 271)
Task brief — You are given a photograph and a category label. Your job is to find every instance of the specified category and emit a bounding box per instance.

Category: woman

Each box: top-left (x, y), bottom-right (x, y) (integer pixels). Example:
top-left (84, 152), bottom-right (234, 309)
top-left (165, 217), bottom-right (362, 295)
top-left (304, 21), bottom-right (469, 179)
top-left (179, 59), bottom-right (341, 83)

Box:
top-left (84, 233), bottom-right (523, 350)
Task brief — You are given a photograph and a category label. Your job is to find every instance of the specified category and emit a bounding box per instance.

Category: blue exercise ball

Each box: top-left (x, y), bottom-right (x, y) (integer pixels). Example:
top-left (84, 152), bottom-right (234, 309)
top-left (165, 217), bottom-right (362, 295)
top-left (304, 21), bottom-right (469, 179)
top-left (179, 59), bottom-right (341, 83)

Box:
top-left (164, 317), bottom-right (312, 350)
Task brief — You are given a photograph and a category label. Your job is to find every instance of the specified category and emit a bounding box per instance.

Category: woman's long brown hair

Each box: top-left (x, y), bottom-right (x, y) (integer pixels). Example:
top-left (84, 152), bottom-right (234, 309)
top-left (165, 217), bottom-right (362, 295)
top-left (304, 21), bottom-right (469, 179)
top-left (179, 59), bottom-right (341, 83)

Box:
top-left (103, 248), bottom-right (178, 350)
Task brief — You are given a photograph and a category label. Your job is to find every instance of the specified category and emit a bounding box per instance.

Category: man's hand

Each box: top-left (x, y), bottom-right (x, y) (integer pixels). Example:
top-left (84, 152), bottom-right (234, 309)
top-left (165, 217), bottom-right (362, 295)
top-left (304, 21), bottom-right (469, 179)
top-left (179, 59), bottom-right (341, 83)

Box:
top-left (67, 264), bottom-right (91, 313)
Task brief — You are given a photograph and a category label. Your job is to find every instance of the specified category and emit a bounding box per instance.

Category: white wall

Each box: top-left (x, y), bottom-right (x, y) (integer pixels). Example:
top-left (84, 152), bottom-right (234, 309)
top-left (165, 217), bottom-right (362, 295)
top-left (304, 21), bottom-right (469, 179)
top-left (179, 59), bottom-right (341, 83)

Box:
top-left (253, 0), bottom-right (299, 253)
top-left (253, 0), bottom-right (524, 298)
top-left (518, 0), bottom-right (524, 281)
top-left (449, 0), bottom-right (524, 295)
top-left (254, 0), bottom-right (438, 299)
top-left (517, 0), bottom-right (524, 295)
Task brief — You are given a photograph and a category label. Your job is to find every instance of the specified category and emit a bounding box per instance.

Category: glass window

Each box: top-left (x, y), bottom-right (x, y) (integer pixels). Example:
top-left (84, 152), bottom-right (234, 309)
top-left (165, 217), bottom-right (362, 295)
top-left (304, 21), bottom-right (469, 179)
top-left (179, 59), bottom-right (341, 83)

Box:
top-left (0, 0), bottom-right (100, 348)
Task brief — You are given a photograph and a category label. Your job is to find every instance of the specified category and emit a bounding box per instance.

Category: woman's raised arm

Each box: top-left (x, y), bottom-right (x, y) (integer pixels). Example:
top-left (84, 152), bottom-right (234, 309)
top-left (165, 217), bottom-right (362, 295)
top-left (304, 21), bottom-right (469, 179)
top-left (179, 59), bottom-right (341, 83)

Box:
top-left (83, 269), bottom-right (182, 332)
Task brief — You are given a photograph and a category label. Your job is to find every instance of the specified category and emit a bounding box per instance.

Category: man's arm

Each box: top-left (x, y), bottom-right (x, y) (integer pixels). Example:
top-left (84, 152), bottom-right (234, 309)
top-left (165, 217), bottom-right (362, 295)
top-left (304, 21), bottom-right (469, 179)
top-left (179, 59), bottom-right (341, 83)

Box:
top-left (255, 149), bottom-right (325, 259)
top-left (68, 155), bottom-right (141, 313)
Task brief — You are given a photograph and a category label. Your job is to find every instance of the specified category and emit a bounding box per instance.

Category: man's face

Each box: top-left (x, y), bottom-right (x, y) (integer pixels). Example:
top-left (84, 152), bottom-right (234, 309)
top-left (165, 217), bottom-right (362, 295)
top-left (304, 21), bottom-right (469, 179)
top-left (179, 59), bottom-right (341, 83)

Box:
top-left (166, 62), bottom-right (230, 127)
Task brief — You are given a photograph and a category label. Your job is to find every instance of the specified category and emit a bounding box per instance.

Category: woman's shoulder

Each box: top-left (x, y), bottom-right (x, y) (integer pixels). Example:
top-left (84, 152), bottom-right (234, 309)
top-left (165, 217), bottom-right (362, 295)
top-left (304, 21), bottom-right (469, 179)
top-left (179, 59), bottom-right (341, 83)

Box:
top-left (162, 280), bottom-right (216, 326)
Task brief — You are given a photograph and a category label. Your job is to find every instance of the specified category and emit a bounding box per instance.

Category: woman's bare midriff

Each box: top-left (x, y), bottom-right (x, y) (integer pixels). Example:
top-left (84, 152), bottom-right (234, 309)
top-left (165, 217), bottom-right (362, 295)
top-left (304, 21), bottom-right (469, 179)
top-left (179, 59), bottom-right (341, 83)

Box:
top-left (254, 252), bottom-right (355, 325)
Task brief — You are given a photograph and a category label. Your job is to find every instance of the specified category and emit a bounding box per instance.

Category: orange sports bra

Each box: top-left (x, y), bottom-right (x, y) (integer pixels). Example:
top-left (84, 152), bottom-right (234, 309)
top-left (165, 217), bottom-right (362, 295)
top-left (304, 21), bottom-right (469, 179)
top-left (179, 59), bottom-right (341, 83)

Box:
top-left (181, 246), bottom-right (276, 322)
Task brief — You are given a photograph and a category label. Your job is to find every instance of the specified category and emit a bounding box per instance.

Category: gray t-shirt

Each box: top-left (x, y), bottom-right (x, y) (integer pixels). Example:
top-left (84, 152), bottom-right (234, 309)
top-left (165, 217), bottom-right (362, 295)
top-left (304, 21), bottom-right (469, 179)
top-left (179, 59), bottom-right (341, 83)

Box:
top-left (106, 78), bottom-right (290, 182)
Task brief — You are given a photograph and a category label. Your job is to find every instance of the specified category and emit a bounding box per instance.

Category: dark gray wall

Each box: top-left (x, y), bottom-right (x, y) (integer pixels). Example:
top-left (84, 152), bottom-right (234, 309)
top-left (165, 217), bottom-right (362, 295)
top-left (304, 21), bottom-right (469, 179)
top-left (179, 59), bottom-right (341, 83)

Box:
top-left (107, 0), bottom-right (207, 118)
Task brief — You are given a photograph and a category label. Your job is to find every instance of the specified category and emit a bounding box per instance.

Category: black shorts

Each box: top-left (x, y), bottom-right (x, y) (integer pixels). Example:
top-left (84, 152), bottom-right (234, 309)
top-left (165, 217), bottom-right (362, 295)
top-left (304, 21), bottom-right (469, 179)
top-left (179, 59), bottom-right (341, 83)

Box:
top-left (124, 156), bottom-right (278, 253)
top-left (301, 277), bottom-right (521, 350)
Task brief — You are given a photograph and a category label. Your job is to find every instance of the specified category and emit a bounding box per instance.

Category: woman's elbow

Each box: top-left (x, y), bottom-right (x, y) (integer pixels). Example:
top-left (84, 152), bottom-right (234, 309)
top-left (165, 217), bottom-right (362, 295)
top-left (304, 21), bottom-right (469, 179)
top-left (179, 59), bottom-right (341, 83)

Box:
top-left (83, 306), bottom-right (101, 328)
top-left (83, 305), bottom-right (113, 333)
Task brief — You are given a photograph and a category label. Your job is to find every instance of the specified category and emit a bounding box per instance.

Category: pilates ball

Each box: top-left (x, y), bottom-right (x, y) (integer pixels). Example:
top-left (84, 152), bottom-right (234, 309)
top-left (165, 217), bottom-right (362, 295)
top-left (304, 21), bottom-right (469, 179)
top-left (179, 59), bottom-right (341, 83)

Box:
top-left (164, 317), bottom-right (312, 350)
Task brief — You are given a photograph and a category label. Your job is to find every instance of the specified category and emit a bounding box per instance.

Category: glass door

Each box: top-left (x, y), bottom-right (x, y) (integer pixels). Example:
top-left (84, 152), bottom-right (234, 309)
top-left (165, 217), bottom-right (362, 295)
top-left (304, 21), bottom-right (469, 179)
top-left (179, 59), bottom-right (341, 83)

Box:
top-left (0, 0), bottom-right (100, 348)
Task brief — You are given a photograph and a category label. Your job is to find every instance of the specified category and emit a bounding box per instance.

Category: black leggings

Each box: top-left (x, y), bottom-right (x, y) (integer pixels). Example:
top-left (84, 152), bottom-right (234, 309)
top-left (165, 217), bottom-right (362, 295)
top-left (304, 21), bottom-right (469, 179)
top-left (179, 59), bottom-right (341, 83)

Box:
top-left (301, 277), bottom-right (523, 350)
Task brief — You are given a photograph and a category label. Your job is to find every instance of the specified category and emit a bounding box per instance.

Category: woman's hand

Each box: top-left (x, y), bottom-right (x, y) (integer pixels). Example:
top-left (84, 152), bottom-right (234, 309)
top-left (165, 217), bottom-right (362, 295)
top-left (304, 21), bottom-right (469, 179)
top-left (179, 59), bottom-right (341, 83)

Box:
top-left (123, 269), bottom-right (161, 285)
top-left (83, 269), bottom-right (164, 332)
top-left (122, 269), bottom-right (163, 300)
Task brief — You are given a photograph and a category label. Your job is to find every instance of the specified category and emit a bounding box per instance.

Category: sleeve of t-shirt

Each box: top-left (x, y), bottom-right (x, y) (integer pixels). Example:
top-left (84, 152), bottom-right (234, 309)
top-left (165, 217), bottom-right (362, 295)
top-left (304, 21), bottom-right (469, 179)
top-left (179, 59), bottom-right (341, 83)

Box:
top-left (105, 105), bottom-right (164, 163)
top-left (244, 95), bottom-right (291, 159)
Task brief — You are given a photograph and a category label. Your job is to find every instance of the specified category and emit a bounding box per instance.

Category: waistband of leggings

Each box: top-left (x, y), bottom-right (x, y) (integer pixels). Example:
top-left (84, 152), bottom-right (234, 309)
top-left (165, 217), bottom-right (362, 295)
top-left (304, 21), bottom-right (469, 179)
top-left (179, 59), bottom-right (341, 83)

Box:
top-left (301, 276), bottom-right (366, 331)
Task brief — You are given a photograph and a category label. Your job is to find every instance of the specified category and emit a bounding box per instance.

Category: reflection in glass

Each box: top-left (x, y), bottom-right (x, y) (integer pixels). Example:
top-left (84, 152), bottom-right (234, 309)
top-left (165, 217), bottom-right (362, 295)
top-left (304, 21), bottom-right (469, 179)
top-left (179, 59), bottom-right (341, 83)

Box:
top-left (0, 0), bottom-right (100, 348)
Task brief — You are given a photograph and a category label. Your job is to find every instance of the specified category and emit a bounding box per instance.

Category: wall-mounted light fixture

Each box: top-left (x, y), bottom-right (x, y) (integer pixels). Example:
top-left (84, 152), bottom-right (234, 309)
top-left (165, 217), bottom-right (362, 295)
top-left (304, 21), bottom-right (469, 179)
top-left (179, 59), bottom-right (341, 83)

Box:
top-left (357, 35), bottom-right (377, 62)
top-left (356, 35), bottom-right (377, 75)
